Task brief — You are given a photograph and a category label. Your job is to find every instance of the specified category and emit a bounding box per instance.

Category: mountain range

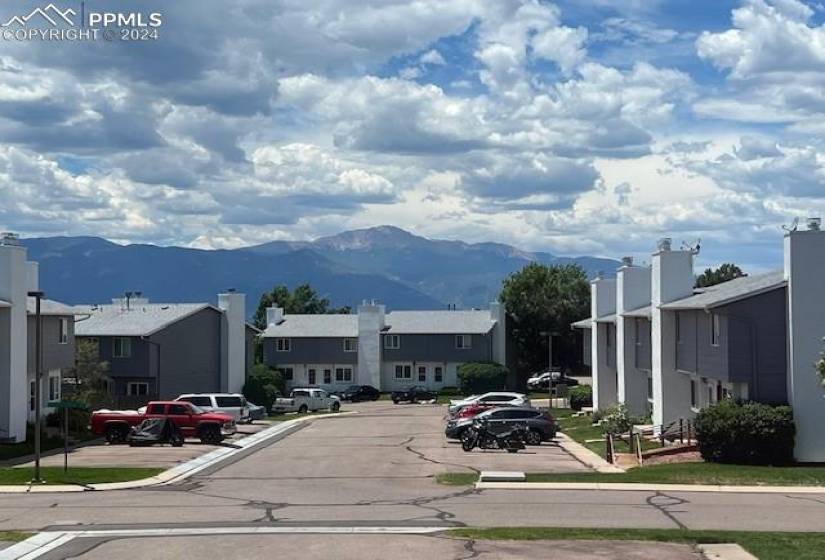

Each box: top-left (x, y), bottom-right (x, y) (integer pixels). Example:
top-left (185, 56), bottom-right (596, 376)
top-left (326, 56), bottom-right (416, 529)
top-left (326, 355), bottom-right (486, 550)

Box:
top-left (22, 226), bottom-right (619, 316)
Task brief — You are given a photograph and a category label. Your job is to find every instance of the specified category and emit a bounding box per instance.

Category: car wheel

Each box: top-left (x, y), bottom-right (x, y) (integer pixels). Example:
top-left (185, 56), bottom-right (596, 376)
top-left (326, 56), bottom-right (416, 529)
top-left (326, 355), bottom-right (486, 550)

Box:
top-left (298, 404), bottom-right (309, 414)
top-left (170, 433), bottom-right (184, 447)
top-left (506, 448), bottom-right (519, 453)
top-left (199, 425), bottom-right (222, 445)
top-left (392, 398), bottom-right (399, 404)
top-left (105, 424), bottom-right (127, 445)
top-left (525, 429), bottom-right (543, 446)
top-left (331, 401), bottom-right (340, 412)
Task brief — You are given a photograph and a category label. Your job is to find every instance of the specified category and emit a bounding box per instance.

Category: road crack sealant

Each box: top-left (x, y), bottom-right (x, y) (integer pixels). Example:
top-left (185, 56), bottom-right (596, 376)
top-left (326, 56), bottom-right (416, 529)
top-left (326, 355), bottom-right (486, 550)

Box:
top-left (645, 492), bottom-right (690, 529)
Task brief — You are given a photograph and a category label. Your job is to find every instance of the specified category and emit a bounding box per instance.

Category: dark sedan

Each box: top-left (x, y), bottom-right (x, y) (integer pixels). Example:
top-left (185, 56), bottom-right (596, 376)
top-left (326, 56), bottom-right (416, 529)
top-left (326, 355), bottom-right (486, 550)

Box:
top-left (340, 385), bottom-right (381, 402)
top-left (445, 407), bottom-right (556, 445)
top-left (391, 386), bottom-right (436, 404)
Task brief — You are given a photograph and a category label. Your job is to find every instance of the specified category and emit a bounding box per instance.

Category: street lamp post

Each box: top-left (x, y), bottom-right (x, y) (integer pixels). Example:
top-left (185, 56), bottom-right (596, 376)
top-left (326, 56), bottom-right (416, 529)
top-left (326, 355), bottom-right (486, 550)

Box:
top-left (28, 290), bottom-right (44, 483)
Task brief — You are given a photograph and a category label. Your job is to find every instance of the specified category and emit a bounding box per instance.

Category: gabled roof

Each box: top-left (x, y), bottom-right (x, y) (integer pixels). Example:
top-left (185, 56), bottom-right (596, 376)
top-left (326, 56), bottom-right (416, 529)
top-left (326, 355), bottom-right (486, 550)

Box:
top-left (571, 317), bottom-right (592, 329)
top-left (622, 305), bottom-right (651, 318)
top-left (26, 297), bottom-right (75, 316)
top-left (386, 310), bottom-right (495, 334)
top-left (0, 299), bottom-right (10, 308)
top-left (661, 270), bottom-right (786, 311)
top-left (74, 303), bottom-right (217, 337)
top-left (594, 313), bottom-right (616, 324)
top-left (262, 314), bottom-right (358, 338)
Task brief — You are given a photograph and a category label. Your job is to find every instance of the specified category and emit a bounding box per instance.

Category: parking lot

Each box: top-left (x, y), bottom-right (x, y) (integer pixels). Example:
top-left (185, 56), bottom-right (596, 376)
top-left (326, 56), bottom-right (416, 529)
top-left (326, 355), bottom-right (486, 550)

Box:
top-left (13, 421), bottom-right (274, 470)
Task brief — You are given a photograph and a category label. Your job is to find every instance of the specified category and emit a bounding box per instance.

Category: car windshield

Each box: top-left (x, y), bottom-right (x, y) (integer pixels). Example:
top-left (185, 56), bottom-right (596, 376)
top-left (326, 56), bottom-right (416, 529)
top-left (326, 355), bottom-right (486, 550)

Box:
top-left (346, 385), bottom-right (360, 391)
top-left (188, 403), bottom-right (205, 414)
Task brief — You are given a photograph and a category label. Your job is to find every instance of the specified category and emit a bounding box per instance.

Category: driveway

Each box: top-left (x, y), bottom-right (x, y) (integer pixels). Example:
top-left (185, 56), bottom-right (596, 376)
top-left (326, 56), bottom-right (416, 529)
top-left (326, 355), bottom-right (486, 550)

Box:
top-left (13, 421), bottom-right (274, 469)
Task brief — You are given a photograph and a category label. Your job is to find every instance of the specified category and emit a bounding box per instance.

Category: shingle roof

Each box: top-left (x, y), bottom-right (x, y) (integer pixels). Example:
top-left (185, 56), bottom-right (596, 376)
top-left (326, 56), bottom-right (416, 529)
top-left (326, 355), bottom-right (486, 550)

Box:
top-left (262, 314), bottom-right (358, 338)
top-left (622, 305), bottom-right (651, 318)
top-left (261, 309), bottom-right (496, 337)
top-left (74, 303), bottom-right (216, 337)
top-left (571, 317), bottom-right (592, 329)
top-left (661, 270), bottom-right (786, 310)
top-left (26, 297), bottom-right (75, 316)
top-left (594, 313), bottom-right (616, 324)
top-left (386, 310), bottom-right (495, 334)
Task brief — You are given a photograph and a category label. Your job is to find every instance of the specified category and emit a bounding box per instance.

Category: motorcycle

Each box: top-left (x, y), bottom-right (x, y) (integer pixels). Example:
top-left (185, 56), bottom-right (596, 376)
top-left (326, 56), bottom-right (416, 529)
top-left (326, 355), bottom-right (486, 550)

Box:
top-left (461, 418), bottom-right (527, 453)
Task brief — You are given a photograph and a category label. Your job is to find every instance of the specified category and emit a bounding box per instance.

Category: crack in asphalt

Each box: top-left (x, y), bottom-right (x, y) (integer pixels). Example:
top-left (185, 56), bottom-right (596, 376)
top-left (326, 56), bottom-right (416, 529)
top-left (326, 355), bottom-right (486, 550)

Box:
top-left (785, 494), bottom-right (825, 505)
top-left (646, 492), bottom-right (690, 530)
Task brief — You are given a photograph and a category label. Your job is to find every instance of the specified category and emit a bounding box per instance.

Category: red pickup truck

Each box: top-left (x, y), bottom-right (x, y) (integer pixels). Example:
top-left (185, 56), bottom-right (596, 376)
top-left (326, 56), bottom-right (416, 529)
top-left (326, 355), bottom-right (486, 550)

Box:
top-left (91, 401), bottom-right (237, 445)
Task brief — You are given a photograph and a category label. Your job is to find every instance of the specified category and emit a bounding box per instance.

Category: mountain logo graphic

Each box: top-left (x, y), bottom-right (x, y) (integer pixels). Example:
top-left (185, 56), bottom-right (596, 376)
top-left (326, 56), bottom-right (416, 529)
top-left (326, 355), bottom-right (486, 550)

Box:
top-left (2, 4), bottom-right (76, 27)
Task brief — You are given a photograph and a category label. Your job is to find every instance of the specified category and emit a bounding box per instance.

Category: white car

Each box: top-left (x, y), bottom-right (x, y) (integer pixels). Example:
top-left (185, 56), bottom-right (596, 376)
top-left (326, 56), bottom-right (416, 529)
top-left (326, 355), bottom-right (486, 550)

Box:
top-left (271, 388), bottom-right (341, 414)
top-left (527, 371), bottom-right (553, 388)
top-left (176, 393), bottom-right (251, 423)
top-left (448, 392), bottom-right (529, 415)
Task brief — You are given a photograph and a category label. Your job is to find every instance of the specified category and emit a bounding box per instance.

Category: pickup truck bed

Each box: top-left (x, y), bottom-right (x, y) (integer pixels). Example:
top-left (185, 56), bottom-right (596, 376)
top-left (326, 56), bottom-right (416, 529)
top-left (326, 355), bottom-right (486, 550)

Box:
top-left (91, 401), bottom-right (236, 445)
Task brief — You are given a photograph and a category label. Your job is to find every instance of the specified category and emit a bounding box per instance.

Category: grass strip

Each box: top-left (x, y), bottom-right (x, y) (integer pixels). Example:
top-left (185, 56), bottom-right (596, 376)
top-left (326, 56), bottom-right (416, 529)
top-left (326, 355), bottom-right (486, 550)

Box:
top-left (0, 531), bottom-right (31, 542)
top-left (0, 467), bottom-right (164, 486)
top-left (450, 527), bottom-right (825, 560)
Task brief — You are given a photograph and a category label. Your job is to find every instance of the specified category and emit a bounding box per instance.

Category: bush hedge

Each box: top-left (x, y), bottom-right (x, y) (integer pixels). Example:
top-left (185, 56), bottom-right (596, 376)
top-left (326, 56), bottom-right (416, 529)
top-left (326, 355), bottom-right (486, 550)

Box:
top-left (243, 364), bottom-right (285, 413)
top-left (569, 385), bottom-right (592, 411)
top-left (457, 362), bottom-right (508, 395)
top-left (694, 400), bottom-right (795, 465)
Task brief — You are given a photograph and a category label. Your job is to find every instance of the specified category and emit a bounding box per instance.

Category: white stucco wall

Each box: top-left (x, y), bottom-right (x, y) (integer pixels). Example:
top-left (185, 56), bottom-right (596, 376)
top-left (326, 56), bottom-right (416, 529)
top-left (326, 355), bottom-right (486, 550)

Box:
top-left (0, 242), bottom-right (28, 442)
top-left (357, 304), bottom-right (384, 389)
top-left (591, 277), bottom-right (617, 410)
top-left (616, 265), bottom-right (651, 416)
top-left (219, 292), bottom-right (246, 394)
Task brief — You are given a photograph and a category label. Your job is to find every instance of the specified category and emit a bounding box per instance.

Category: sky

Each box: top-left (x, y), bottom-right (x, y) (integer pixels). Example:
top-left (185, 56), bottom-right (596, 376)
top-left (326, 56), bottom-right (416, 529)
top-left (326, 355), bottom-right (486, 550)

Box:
top-left (0, 0), bottom-right (824, 271)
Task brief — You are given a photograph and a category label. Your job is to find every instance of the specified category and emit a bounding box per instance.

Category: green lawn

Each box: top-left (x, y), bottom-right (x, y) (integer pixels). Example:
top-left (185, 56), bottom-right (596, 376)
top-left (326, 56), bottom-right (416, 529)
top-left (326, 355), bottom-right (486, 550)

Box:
top-left (550, 407), bottom-right (658, 458)
top-left (450, 527), bottom-right (825, 560)
top-left (0, 434), bottom-right (97, 462)
top-left (436, 472), bottom-right (478, 485)
top-left (0, 467), bottom-right (163, 485)
top-left (0, 531), bottom-right (30, 542)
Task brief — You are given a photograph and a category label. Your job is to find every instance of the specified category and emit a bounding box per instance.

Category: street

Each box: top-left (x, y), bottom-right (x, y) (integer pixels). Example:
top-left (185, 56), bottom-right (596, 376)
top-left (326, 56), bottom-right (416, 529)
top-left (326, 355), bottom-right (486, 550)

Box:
top-left (2, 402), bottom-right (825, 558)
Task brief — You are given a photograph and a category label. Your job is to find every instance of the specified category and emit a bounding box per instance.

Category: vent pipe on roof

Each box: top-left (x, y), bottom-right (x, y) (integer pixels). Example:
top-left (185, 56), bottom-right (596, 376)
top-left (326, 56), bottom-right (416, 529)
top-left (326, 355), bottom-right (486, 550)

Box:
top-left (0, 232), bottom-right (19, 246)
top-left (621, 256), bottom-right (633, 267)
top-left (657, 238), bottom-right (672, 252)
top-left (807, 217), bottom-right (821, 231)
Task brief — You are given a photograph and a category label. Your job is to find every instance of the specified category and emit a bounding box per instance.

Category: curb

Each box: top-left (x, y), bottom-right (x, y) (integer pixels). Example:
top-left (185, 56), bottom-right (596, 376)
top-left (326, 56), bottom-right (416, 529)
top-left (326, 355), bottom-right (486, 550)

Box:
top-left (555, 433), bottom-right (625, 474)
top-left (0, 411), bottom-right (356, 494)
top-left (474, 481), bottom-right (825, 494)
top-left (699, 543), bottom-right (759, 560)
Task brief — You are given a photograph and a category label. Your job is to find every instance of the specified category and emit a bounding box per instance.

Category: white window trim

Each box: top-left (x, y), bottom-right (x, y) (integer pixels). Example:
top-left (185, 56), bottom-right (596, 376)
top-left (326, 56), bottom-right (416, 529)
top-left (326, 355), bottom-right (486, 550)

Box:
top-left (48, 371), bottom-right (61, 402)
top-left (58, 318), bottom-right (69, 345)
top-left (455, 334), bottom-right (472, 349)
top-left (710, 314), bottom-right (721, 347)
top-left (343, 338), bottom-right (357, 352)
top-left (384, 335), bottom-right (400, 350)
top-left (275, 338), bottom-right (291, 352)
top-left (112, 337), bottom-right (132, 358)
top-left (127, 381), bottom-right (149, 396)
top-left (394, 364), bottom-right (412, 380)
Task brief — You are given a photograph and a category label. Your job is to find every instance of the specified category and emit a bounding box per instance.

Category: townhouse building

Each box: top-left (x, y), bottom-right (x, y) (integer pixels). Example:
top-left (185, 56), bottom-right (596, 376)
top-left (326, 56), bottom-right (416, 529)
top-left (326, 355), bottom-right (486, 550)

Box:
top-left (73, 292), bottom-right (256, 404)
top-left (261, 302), bottom-right (507, 392)
top-left (1, 234), bottom-right (75, 443)
top-left (573, 219), bottom-right (825, 461)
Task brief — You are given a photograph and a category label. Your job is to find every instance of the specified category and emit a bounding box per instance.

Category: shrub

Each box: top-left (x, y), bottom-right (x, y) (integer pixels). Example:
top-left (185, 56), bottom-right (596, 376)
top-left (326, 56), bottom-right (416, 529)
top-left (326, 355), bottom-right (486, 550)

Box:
top-left (457, 362), bottom-right (508, 395)
top-left (243, 364), bottom-right (285, 413)
top-left (598, 404), bottom-right (645, 435)
top-left (694, 400), bottom-right (795, 465)
top-left (45, 409), bottom-right (91, 434)
top-left (438, 386), bottom-right (462, 397)
top-left (569, 385), bottom-right (592, 411)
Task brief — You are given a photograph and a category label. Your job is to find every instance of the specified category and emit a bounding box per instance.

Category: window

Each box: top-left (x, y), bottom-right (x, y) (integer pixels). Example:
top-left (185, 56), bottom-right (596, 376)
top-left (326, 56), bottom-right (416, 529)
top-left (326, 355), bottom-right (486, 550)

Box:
top-left (647, 375), bottom-right (653, 400)
top-left (181, 396), bottom-right (212, 407)
top-left (690, 380), bottom-right (697, 409)
top-left (147, 403), bottom-right (165, 415)
top-left (48, 372), bottom-right (61, 402)
top-left (169, 404), bottom-right (190, 415)
top-left (394, 364), bottom-right (412, 380)
top-left (434, 366), bottom-right (443, 383)
top-left (335, 367), bottom-right (353, 382)
top-left (127, 382), bottom-right (149, 396)
top-left (112, 337), bottom-right (131, 358)
top-left (384, 335), bottom-right (400, 349)
top-left (275, 338), bottom-right (291, 352)
top-left (58, 318), bottom-right (69, 344)
top-left (308, 368), bottom-right (317, 385)
top-left (418, 366), bottom-right (426, 382)
top-left (707, 384), bottom-right (715, 405)
top-left (343, 338), bottom-right (357, 352)
top-left (215, 396), bottom-right (243, 408)
top-left (634, 318), bottom-right (643, 346)
top-left (710, 314), bottom-right (721, 346)
top-left (278, 367), bottom-right (293, 381)
top-left (323, 369), bottom-right (332, 384)
top-left (605, 327), bottom-right (612, 349)
top-left (455, 334), bottom-right (472, 349)
top-left (675, 312), bottom-right (683, 344)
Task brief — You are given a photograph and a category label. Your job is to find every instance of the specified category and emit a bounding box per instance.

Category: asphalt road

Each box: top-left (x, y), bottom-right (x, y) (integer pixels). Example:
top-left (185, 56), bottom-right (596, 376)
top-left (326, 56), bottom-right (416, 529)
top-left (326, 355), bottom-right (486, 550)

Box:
top-left (1, 402), bottom-right (825, 558)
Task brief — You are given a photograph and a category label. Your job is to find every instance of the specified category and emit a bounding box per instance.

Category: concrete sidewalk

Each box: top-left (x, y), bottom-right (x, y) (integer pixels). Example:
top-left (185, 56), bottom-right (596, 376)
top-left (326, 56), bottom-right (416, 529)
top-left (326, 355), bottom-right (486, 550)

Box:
top-left (475, 480), bottom-right (825, 494)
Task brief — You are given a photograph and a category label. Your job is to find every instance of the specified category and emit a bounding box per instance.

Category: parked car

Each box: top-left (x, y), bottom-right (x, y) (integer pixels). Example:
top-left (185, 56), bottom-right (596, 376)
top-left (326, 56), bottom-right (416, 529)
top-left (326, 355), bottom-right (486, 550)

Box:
top-left (175, 393), bottom-right (251, 423)
top-left (271, 388), bottom-right (341, 414)
top-left (453, 403), bottom-right (495, 420)
top-left (91, 401), bottom-right (236, 445)
top-left (527, 371), bottom-right (554, 389)
top-left (391, 386), bottom-right (436, 404)
top-left (448, 392), bottom-right (529, 416)
top-left (247, 402), bottom-right (266, 421)
top-left (338, 385), bottom-right (381, 402)
top-left (528, 371), bottom-right (579, 391)
top-left (445, 406), bottom-right (555, 445)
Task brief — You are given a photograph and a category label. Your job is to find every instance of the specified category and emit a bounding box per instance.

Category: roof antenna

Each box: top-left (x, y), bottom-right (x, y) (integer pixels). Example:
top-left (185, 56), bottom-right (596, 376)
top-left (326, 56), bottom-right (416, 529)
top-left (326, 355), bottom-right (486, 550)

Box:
top-left (681, 238), bottom-right (701, 255)
top-left (782, 217), bottom-right (799, 233)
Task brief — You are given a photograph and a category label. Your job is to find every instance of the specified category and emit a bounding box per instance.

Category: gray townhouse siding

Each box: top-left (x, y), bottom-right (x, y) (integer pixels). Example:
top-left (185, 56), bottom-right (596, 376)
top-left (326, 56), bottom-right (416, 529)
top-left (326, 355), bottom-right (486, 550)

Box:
top-left (80, 307), bottom-right (223, 399)
top-left (381, 333), bottom-right (493, 363)
top-left (27, 314), bottom-right (75, 377)
top-left (673, 287), bottom-right (787, 404)
top-left (263, 337), bottom-right (359, 366)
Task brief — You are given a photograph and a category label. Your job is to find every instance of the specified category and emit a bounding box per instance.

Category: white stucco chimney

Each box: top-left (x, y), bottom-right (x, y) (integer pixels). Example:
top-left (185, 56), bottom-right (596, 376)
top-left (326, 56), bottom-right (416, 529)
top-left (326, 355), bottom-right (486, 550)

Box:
top-left (591, 275), bottom-right (617, 410)
top-left (651, 239), bottom-right (695, 426)
top-left (266, 307), bottom-right (284, 327)
top-left (357, 301), bottom-right (385, 389)
top-left (26, 261), bottom-right (39, 293)
top-left (489, 301), bottom-right (507, 366)
top-left (784, 219), bottom-right (825, 462)
top-left (616, 261), bottom-right (651, 416)
top-left (0, 236), bottom-right (28, 442)
top-left (219, 291), bottom-right (246, 394)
